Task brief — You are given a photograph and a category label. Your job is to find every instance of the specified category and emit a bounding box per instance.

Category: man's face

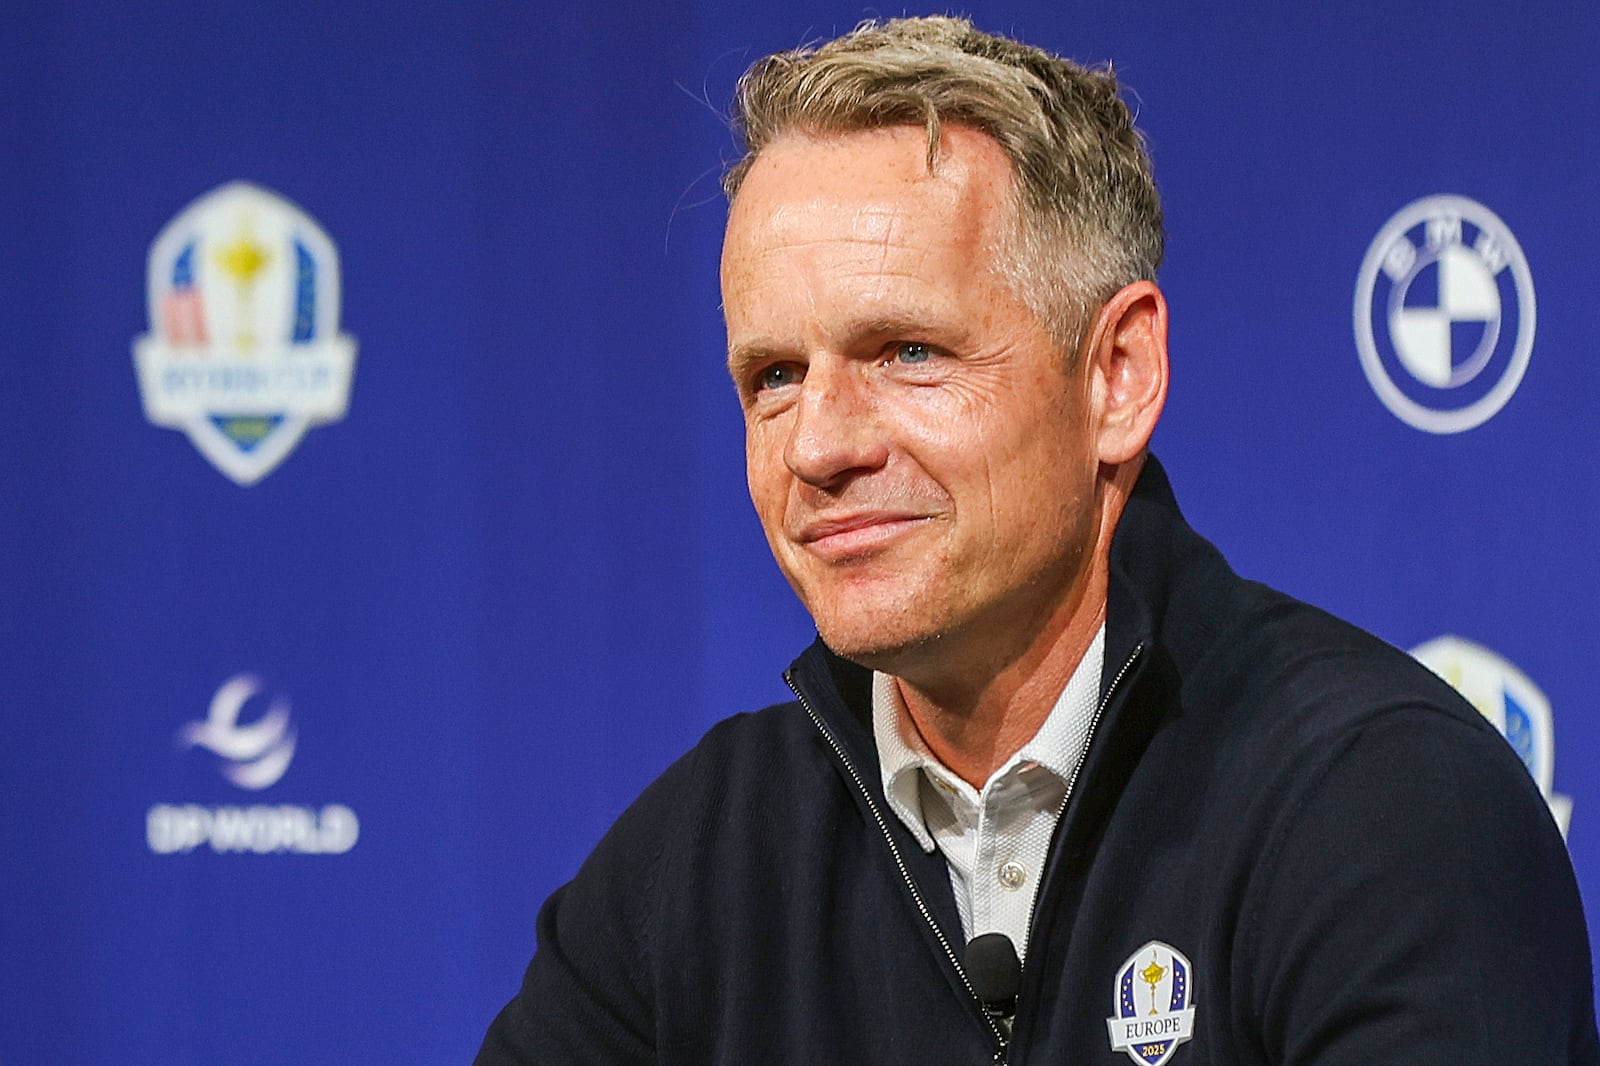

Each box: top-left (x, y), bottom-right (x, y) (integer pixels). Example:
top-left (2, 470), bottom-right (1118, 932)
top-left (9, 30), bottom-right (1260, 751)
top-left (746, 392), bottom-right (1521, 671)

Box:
top-left (721, 125), bottom-right (1106, 677)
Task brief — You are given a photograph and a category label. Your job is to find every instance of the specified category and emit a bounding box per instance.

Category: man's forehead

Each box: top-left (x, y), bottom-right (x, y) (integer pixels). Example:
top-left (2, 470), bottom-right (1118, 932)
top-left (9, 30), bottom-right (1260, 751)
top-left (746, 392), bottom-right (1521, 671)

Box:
top-left (723, 126), bottom-right (1012, 259)
top-left (730, 200), bottom-right (912, 256)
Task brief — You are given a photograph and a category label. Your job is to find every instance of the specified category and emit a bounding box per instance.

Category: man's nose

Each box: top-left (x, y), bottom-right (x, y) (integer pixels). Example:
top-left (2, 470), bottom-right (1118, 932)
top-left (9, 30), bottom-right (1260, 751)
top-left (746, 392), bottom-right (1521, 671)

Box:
top-left (783, 361), bottom-right (889, 488)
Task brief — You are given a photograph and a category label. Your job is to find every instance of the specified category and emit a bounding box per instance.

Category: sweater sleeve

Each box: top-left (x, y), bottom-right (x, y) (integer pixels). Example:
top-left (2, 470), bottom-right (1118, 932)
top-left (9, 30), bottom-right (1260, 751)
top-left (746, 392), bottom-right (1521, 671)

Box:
top-left (474, 755), bottom-right (682, 1065)
top-left (1239, 708), bottom-right (1598, 1066)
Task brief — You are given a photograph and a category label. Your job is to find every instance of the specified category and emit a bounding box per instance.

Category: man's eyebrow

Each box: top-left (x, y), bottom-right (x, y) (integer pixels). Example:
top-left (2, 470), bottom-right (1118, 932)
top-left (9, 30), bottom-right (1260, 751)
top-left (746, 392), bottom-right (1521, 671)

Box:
top-left (727, 313), bottom-right (953, 369)
top-left (726, 342), bottom-right (783, 377)
top-left (725, 310), bottom-right (967, 380)
top-left (852, 313), bottom-right (944, 339)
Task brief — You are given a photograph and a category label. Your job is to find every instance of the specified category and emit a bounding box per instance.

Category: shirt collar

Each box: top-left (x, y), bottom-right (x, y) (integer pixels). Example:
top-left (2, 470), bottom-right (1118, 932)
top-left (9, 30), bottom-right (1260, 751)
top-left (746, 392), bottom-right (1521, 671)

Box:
top-left (872, 624), bottom-right (1106, 852)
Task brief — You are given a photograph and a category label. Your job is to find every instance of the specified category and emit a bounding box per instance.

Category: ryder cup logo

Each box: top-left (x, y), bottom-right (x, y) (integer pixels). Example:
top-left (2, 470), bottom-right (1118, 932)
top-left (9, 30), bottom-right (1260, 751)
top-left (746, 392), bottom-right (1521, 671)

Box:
top-left (1353, 195), bottom-right (1534, 434)
top-left (133, 181), bottom-right (357, 484)
top-left (1106, 940), bottom-right (1196, 1066)
top-left (1411, 635), bottom-right (1572, 838)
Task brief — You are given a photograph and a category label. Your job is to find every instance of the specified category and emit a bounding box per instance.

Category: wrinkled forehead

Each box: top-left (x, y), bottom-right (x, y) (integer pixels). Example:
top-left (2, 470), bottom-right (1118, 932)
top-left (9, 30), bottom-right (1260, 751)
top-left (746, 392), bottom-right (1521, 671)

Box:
top-left (720, 125), bottom-right (1015, 282)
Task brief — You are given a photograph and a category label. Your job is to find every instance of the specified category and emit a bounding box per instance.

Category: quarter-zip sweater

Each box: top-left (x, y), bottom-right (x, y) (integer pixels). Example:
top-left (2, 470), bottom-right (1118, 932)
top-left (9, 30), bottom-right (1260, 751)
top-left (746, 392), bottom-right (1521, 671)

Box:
top-left (478, 458), bottom-right (1598, 1065)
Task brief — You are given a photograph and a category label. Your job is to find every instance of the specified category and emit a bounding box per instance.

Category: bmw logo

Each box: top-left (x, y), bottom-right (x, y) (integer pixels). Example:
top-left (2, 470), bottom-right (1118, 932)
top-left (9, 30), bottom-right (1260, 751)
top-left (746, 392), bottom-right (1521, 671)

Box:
top-left (1353, 195), bottom-right (1535, 434)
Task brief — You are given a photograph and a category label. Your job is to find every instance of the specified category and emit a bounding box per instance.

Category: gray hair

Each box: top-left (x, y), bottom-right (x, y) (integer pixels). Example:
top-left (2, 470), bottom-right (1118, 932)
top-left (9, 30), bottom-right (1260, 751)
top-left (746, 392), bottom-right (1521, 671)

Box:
top-left (724, 16), bottom-right (1164, 351)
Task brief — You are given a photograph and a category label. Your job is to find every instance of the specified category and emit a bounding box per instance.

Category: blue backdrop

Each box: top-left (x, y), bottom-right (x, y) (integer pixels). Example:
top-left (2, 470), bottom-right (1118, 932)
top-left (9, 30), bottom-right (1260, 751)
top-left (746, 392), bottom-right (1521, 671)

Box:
top-left (3, 2), bottom-right (1595, 1062)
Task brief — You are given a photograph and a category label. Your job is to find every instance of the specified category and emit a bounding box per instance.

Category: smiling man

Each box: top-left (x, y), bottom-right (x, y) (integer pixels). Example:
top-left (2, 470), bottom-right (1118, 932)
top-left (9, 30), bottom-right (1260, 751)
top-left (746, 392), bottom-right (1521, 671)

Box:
top-left (478, 17), bottom-right (1596, 1065)
top-left (722, 118), bottom-right (1155, 792)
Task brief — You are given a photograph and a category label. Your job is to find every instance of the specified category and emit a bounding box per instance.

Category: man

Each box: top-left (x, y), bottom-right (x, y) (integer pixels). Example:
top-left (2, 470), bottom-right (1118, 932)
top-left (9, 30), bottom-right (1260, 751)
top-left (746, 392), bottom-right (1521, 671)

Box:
top-left (479, 17), bottom-right (1596, 1064)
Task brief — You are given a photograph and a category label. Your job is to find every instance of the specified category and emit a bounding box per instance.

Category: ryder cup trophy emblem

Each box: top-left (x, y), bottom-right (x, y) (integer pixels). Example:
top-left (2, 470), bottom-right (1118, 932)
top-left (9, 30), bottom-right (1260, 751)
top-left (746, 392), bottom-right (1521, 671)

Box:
top-left (1106, 940), bottom-right (1197, 1066)
top-left (133, 181), bottom-right (357, 484)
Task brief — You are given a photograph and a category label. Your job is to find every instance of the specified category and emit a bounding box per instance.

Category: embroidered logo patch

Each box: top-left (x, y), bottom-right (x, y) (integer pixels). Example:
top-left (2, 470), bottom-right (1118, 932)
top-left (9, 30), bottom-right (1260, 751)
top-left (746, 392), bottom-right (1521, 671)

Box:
top-left (1106, 940), bottom-right (1196, 1066)
top-left (132, 181), bottom-right (357, 484)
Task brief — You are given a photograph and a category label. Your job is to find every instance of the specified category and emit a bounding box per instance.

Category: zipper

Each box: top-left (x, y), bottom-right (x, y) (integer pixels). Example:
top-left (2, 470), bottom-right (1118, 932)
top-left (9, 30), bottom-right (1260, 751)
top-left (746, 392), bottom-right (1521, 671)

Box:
top-left (786, 670), bottom-right (1008, 1061)
top-left (1019, 641), bottom-right (1143, 959)
top-left (788, 640), bottom-right (1143, 1065)
top-left (1009, 640), bottom-right (1144, 1064)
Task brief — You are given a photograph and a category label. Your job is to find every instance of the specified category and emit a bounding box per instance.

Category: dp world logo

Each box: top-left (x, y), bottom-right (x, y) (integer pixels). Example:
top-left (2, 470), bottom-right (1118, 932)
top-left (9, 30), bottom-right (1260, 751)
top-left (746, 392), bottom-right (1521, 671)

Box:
top-left (1353, 195), bottom-right (1534, 434)
top-left (177, 673), bottom-right (297, 789)
top-left (149, 673), bottom-right (360, 856)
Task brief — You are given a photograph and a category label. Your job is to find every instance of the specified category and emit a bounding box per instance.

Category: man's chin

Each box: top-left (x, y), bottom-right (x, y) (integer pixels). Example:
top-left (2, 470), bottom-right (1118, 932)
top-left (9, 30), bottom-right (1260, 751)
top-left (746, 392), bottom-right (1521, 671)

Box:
top-left (816, 623), bottom-right (946, 676)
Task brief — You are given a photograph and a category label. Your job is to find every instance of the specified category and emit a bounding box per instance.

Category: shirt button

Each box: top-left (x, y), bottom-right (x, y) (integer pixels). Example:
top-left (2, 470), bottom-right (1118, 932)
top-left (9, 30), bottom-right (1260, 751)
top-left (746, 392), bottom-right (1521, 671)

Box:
top-left (998, 861), bottom-right (1027, 889)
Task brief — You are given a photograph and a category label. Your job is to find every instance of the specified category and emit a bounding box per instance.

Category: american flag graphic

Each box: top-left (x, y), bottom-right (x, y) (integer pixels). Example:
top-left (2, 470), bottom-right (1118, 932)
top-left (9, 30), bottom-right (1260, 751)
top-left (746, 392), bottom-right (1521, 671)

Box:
top-left (161, 288), bottom-right (208, 347)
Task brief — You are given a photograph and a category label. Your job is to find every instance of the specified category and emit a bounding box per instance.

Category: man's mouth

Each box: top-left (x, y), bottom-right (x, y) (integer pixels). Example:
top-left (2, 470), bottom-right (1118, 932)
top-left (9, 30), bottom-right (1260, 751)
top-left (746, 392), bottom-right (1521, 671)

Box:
top-left (794, 511), bottom-right (931, 560)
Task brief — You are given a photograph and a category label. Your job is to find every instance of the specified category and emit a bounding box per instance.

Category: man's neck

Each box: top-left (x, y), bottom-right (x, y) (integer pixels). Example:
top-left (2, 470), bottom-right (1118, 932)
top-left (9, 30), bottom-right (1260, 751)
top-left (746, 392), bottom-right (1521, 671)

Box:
top-left (893, 584), bottom-right (1108, 789)
top-left (868, 458), bottom-right (1141, 787)
top-left (885, 458), bottom-right (1141, 787)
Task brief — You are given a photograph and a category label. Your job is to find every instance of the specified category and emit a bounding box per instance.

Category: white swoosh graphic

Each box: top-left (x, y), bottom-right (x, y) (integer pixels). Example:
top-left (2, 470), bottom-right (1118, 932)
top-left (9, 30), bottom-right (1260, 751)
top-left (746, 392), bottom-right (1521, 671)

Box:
top-left (177, 673), bottom-right (297, 789)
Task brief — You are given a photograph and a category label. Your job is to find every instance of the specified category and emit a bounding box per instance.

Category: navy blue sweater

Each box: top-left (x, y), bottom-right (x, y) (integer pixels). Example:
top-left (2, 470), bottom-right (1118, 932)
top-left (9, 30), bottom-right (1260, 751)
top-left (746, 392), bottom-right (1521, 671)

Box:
top-left (479, 458), bottom-right (1598, 1064)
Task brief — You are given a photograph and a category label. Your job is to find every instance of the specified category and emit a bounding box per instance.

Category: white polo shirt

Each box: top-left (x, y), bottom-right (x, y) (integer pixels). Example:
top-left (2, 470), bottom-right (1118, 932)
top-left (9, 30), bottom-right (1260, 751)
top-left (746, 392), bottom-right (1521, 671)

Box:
top-left (872, 625), bottom-right (1105, 962)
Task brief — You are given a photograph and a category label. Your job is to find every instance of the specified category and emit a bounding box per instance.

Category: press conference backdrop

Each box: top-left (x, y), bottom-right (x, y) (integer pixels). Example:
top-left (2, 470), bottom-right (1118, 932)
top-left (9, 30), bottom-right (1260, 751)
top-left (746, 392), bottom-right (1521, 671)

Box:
top-left (1, 2), bottom-right (1594, 1062)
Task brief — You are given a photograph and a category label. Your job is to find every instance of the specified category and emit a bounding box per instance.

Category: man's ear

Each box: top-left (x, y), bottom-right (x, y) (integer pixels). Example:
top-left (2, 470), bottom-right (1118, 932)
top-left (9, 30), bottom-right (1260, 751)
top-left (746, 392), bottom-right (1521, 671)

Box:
top-left (1084, 280), bottom-right (1169, 465)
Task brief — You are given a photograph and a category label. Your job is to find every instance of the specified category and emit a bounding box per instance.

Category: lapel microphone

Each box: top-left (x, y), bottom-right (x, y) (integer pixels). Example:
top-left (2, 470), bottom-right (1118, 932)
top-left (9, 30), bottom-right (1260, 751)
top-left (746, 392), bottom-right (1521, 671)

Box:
top-left (965, 932), bottom-right (1022, 1037)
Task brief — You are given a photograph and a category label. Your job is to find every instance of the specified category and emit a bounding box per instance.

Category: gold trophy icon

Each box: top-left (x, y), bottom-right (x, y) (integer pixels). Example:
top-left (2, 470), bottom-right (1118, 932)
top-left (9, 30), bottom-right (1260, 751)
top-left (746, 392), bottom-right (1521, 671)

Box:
top-left (215, 218), bottom-right (271, 353)
top-left (1140, 953), bottom-right (1168, 1015)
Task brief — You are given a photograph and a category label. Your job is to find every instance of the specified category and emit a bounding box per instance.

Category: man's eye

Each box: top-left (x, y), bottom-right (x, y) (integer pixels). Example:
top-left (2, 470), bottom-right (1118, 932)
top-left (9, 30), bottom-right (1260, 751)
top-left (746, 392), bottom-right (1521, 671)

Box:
top-left (758, 363), bottom-right (801, 390)
top-left (891, 342), bottom-right (935, 365)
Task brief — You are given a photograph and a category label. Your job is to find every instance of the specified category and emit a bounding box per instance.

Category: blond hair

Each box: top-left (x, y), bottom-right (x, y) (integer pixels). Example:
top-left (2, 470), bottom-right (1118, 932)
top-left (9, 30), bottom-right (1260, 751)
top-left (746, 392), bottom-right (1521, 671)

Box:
top-left (725, 16), bottom-right (1163, 349)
